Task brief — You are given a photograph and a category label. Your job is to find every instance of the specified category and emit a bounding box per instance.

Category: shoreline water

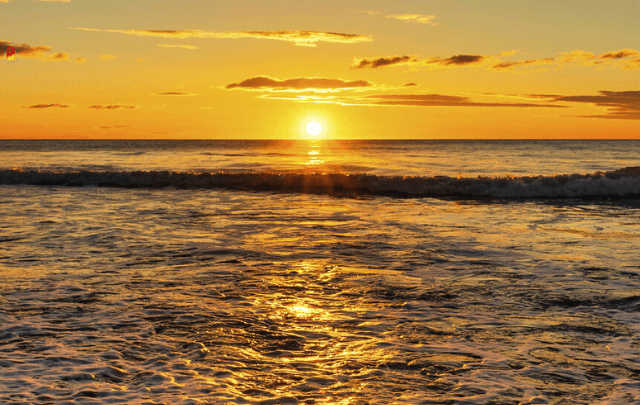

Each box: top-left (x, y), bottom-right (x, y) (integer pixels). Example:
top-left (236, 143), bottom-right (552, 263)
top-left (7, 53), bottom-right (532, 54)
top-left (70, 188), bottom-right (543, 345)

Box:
top-left (1, 140), bottom-right (640, 404)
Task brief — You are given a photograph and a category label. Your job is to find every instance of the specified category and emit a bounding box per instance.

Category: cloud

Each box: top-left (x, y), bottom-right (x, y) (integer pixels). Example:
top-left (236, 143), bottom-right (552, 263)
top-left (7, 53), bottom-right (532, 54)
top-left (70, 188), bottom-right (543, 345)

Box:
top-left (492, 57), bottom-right (555, 71)
top-left (0, 40), bottom-right (71, 61)
top-left (352, 53), bottom-right (486, 69)
top-left (497, 50), bottom-right (520, 57)
top-left (45, 52), bottom-right (69, 61)
top-left (70, 27), bottom-right (372, 47)
top-left (404, 83), bottom-right (418, 87)
top-left (622, 58), bottom-right (640, 70)
top-left (27, 103), bottom-right (69, 108)
top-left (75, 57), bottom-right (86, 63)
top-left (157, 44), bottom-right (198, 49)
top-left (89, 105), bottom-right (135, 109)
top-left (365, 94), bottom-right (566, 108)
top-left (99, 125), bottom-right (128, 129)
top-left (226, 76), bottom-right (372, 91)
top-left (356, 48), bottom-right (640, 72)
top-left (352, 55), bottom-right (417, 69)
top-left (99, 54), bottom-right (118, 60)
top-left (156, 92), bottom-right (198, 96)
top-left (599, 49), bottom-right (640, 59)
top-left (524, 94), bottom-right (563, 99)
top-left (439, 54), bottom-right (484, 65)
top-left (528, 90), bottom-right (640, 119)
top-left (386, 14), bottom-right (437, 25)
top-left (492, 48), bottom-right (640, 71)
top-left (258, 92), bottom-right (570, 109)
top-left (355, 10), bottom-right (381, 15)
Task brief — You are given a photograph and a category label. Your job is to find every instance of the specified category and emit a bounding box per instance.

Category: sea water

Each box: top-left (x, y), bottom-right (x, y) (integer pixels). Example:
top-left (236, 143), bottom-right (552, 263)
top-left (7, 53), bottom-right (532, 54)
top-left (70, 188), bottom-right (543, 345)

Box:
top-left (1, 140), bottom-right (640, 404)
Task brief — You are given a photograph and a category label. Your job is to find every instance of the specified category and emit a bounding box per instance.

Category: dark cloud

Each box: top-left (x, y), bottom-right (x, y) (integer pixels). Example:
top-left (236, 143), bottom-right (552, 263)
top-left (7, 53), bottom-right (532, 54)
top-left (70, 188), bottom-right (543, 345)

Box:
top-left (351, 48), bottom-right (640, 73)
top-left (366, 94), bottom-right (567, 108)
top-left (404, 83), bottom-right (418, 87)
top-left (226, 76), bottom-right (372, 91)
top-left (71, 28), bottom-right (372, 47)
top-left (600, 49), bottom-right (639, 59)
top-left (492, 57), bottom-right (555, 70)
top-left (27, 103), bottom-right (69, 109)
top-left (526, 90), bottom-right (640, 119)
top-left (48, 52), bottom-right (69, 61)
top-left (578, 112), bottom-right (640, 120)
top-left (492, 49), bottom-right (640, 71)
top-left (352, 56), bottom-right (416, 69)
top-left (0, 41), bottom-right (50, 57)
top-left (351, 55), bottom-right (488, 69)
top-left (351, 53), bottom-right (486, 70)
top-left (418, 54), bottom-right (489, 68)
top-left (441, 54), bottom-right (484, 65)
top-left (89, 105), bottom-right (136, 109)
top-left (0, 41), bottom-right (71, 61)
top-left (554, 91), bottom-right (640, 106)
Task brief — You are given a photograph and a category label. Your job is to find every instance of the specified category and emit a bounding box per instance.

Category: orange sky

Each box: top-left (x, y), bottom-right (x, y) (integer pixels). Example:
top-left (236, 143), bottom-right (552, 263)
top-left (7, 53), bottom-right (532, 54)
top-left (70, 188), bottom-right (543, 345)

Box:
top-left (2, 0), bottom-right (640, 139)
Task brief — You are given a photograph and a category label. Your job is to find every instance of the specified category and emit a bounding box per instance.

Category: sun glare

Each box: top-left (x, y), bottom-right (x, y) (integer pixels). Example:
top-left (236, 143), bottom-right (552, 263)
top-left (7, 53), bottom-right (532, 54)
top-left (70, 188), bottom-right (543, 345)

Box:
top-left (306, 121), bottom-right (322, 136)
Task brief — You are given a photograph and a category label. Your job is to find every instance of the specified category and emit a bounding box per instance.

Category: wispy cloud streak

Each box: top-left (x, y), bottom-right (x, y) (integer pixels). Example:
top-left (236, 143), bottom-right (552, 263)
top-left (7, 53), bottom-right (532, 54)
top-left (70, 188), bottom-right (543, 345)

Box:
top-left (386, 14), bottom-right (437, 25)
top-left (226, 76), bottom-right (372, 91)
top-left (527, 91), bottom-right (640, 119)
top-left (70, 28), bottom-right (372, 47)
top-left (89, 105), bottom-right (136, 109)
top-left (353, 48), bottom-right (640, 72)
top-left (27, 103), bottom-right (70, 108)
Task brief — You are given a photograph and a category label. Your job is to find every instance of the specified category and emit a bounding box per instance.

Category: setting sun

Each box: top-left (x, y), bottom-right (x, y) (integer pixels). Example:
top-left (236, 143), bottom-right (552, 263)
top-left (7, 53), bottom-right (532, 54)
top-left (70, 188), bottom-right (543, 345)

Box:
top-left (306, 122), bottom-right (322, 136)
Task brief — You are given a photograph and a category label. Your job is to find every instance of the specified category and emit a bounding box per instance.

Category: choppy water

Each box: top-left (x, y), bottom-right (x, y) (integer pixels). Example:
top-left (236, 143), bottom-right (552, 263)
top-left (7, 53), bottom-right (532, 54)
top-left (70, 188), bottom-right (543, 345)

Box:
top-left (1, 140), bottom-right (640, 404)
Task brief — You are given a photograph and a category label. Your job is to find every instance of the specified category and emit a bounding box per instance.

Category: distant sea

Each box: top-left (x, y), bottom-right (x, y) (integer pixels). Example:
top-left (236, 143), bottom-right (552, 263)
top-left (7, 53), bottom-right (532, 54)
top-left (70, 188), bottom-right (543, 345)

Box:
top-left (1, 139), bottom-right (640, 404)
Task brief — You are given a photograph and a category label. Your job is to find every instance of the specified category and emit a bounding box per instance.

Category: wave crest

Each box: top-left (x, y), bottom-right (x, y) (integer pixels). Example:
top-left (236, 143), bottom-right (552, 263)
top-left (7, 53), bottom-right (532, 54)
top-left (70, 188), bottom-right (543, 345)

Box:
top-left (2, 168), bottom-right (640, 198)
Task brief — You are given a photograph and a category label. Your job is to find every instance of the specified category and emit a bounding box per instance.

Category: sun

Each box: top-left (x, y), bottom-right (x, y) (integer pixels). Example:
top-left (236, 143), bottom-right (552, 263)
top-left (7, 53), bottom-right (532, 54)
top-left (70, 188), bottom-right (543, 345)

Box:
top-left (306, 121), bottom-right (322, 136)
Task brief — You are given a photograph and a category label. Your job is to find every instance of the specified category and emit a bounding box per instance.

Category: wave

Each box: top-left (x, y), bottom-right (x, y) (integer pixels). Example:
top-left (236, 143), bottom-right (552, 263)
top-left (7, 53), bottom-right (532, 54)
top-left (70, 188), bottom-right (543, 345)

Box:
top-left (1, 167), bottom-right (640, 198)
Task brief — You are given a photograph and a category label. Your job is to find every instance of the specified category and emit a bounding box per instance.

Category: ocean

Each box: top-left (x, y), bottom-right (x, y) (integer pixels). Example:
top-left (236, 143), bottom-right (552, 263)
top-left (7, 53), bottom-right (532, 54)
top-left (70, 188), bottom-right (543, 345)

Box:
top-left (1, 139), bottom-right (640, 404)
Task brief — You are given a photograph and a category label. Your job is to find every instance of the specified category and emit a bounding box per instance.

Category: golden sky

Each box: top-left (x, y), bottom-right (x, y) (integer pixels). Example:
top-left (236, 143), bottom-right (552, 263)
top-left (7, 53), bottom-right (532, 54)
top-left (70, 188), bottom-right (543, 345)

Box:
top-left (2, 0), bottom-right (640, 139)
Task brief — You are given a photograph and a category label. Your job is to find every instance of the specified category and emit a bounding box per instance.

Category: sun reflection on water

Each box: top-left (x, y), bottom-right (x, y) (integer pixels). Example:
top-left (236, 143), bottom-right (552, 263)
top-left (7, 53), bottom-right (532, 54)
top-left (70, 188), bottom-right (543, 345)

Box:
top-left (305, 141), bottom-right (324, 167)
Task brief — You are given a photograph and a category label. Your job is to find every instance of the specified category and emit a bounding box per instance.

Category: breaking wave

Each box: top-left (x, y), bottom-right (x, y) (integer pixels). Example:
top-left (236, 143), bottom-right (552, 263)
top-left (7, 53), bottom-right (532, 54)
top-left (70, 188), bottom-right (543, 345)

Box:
top-left (2, 167), bottom-right (640, 198)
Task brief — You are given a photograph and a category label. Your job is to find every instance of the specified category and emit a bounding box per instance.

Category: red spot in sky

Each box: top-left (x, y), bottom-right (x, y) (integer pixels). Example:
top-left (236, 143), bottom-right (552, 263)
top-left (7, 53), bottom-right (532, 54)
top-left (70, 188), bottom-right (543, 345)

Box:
top-left (6, 46), bottom-right (16, 61)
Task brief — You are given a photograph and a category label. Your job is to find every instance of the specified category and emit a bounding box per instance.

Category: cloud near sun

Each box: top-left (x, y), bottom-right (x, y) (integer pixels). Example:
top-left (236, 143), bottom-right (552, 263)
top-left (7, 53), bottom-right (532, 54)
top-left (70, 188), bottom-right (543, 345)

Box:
top-left (353, 48), bottom-right (640, 71)
top-left (70, 28), bottom-right (372, 47)
top-left (261, 89), bottom-right (640, 120)
top-left (226, 77), bottom-right (372, 92)
top-left (89, 105), bottom-right (136, 110)
top-left (525, 91), bottom-right (640, 120)
top-left (365, 94), bottom-right (565, 108)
